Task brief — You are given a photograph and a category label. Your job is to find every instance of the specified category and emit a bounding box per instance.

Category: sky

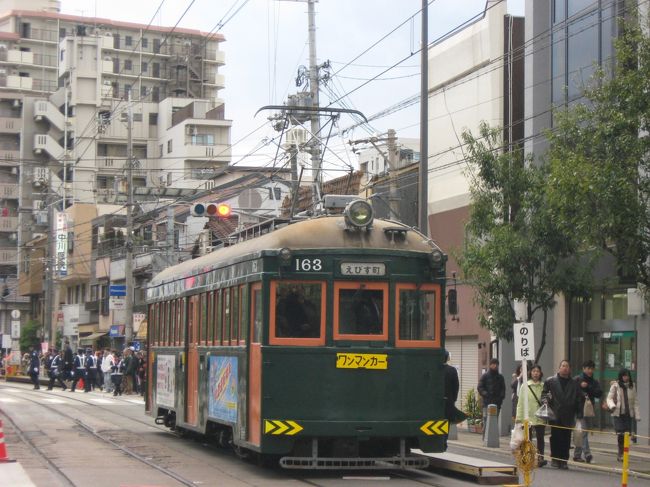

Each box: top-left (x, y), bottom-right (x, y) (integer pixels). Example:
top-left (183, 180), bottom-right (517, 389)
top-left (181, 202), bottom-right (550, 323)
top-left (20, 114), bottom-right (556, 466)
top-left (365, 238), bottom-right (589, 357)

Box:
top-left (60, 0), bottom-right (525, 179)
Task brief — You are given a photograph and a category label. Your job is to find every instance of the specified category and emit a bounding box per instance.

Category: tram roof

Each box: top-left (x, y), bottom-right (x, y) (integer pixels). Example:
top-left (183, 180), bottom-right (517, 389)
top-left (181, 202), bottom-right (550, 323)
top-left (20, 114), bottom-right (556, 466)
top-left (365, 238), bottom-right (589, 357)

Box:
top-left (150, 216), bottom-right (440, 288)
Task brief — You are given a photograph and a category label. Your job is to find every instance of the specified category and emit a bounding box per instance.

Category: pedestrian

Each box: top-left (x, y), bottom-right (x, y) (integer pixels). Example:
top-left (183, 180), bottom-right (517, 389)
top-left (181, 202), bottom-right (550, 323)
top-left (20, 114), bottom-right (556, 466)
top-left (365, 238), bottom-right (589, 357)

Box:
top-left (136, 351), bottom-right (146, 396)
top-left (515, 364), bottom-right (547, 467)
top-left (28, 345), bottom-right (40, 389)
top-left (70, 349), bottom-right (86, 392)
top-left (95, 351), bottom-right (104, 390)
top-left (111, 352), bottom-right (124, 396)
top-left (541, 359), bottom-right (580, 470)
top-left (63, 340), bottom-right (74, 382)
top-left (84, 348), bottom-right (96, 392)
top-left (573, 359), bottom-right (602, 463)
top-left (477, 358), bottom-right (506, 438)
top-left (47, 350), bottom-right (67, 390)
top-left (123, 348), bottom-right (136, 394)
top-left (511, 364), bottom-right (523, 426)
top-left (443, 351), bottom-right (460, 450)
top-left (101, 349), bottom-right (115, 393)
top-left (607, 368), bottom-right (640, 461)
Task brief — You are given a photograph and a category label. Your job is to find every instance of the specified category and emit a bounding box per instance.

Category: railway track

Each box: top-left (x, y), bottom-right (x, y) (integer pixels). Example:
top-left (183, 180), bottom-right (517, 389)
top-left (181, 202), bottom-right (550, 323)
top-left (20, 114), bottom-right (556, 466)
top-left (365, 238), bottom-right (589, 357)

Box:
top-left (0, 383), bottom-right (455, 486)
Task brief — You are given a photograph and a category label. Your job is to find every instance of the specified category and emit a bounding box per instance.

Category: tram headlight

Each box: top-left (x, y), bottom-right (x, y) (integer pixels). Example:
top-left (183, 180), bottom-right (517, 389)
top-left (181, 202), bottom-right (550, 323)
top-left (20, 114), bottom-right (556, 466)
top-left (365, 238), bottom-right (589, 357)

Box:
top-left (429, 249), bottom-right (445, 270)
top-left (344, 199), bottom-right (374, 229)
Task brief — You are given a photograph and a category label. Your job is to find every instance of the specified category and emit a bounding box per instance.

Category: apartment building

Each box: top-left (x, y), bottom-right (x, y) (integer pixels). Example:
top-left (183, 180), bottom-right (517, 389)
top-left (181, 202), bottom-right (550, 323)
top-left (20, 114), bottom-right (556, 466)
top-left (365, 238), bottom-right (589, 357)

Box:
top-left (2, 0), bottom-right (232, 346)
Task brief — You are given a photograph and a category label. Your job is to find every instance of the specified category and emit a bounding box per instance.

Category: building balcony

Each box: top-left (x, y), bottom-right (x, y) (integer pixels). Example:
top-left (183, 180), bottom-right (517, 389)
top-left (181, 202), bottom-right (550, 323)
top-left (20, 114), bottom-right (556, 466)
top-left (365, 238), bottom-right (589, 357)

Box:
top-left (0, 247), bottom-right (17, 265)
top-left (4, 49), bottom-right (34, 64)
top-left (0, 183), bottom-right (18, 199)
top-left (34, 100), bottom-right (65, 131)
top-left (204, 50), bottom-right (225, 65)
top-left (33, 133), bottom-right (64, 159)
top-left (0, 217), bottom-right (18, 232)
top-left (0, 75), bottom-right (34, 90)
top-left (0, 149), bottom-right (19, 162)
top-left (181, 142), bottom-right (231, 161)
top-left (204, 73), bottom-right (225, 89)
top-left (0, 117), bottom-right (20, 134)
top-left (96, 188), bottom-right (117, 204)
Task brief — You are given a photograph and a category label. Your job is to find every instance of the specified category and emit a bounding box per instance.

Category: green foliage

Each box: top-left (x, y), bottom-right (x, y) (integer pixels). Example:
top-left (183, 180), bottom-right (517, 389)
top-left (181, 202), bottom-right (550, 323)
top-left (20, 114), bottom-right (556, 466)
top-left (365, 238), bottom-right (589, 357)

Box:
top-left (464, 389), bottom-right (482, 424)
top-left (546, 6), bottom-right (650, 288)
top-left (458, 122), bottom-right (592, 361)
top-left (19, 319), bottom-right (42, 352)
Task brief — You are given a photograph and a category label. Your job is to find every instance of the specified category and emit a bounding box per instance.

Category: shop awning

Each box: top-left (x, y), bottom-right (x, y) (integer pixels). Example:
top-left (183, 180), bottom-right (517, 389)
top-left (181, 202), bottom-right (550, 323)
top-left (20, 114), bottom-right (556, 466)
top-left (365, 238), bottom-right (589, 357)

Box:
top-left (79, 332), bottom-right (108, 344)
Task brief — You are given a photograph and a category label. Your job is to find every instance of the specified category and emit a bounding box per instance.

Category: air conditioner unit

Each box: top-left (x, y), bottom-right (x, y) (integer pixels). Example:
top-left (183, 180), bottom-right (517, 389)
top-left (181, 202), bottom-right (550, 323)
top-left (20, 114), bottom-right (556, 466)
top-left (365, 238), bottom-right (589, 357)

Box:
top-left (185, 125), bottom-right (197, 136)
top-left (12, 99), bottom-right (22, 108)
top-left (32, 200), bottom-right (45, 211)
top-left (286, 128), bottom-right (306, 147)
top-left (34, 211), bottom-right (48, 225)
top-left (32, 233), bottom-right (45, 239)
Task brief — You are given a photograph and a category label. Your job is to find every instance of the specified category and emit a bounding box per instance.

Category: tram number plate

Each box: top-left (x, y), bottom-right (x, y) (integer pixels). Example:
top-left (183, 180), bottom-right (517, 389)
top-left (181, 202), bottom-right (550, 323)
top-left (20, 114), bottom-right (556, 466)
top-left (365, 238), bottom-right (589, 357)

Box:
top-left (340, 262), bottom-right (386, 276)
top-left (336, 353), bottom-right (388, 370)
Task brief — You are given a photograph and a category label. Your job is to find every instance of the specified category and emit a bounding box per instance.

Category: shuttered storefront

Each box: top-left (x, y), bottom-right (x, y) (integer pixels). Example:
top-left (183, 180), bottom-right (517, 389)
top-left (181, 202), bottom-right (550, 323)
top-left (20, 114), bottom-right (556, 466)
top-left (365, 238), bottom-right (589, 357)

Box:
top-left (445, 336), bottom-right (479, 410)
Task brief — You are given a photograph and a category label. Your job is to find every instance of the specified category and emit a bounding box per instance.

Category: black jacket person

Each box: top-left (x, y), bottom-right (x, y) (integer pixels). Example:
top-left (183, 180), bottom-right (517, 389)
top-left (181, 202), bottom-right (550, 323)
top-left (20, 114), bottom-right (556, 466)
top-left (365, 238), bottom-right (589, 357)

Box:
top-left (541, 359), bottom-right (581, 469)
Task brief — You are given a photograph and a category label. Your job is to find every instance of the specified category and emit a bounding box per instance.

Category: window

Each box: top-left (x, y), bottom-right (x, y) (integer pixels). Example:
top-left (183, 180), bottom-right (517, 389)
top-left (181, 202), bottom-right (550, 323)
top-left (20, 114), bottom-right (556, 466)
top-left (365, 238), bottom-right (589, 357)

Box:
top-left (167, 139), bottom-right (172, 153)
top-left (231, 286), bottom-right (239, 344)
top-left (76, 25), bottom-right (86, 36)
top-left (124, 59), bottom-right (132, 71)
top-left (141, 61), bottom-right (148, 73)
top-left (395, 284), bottom-right (440, 348)
top-left (251, 284), bottom-right (262, 343)
top-left (159, 144), bottom-right (163, 158)
top-left (59, 27), bottom-right (66, 39)
top-left (124, 84), bottom-right (132, 97)
top-left (334, 282), bottom-right (388, 340)
top-left (125, 35), bottom-right (132, 46)
top-left (271, 281), bottom-right (325, 345)
top-left (200, 293), bottom-right (208, 344)
top-left (141, 85), bottom-right (148, 97)
top-left (215, 289), bottom-right (222, 344)
top-left (223, 288), bottom-right (231, 343)
top-left (239, 284), bottom-right (249, 344)
top-left (149, 113), bottom-right (158, 126)
top-left (142, 37), bottom-right (148, 48)
top-left (274, 187), bottom-right (282, 200)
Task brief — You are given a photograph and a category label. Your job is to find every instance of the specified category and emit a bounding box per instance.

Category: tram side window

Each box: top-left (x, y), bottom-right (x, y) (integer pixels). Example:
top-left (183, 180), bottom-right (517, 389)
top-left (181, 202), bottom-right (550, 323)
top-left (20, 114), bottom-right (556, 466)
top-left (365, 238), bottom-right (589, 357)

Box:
top-left (231, 286), bottom-right (240, 344)
top-left (251, 284), bottom-right (262, 343)
top-left (396, 284), bottom-right (440, 347)
top-left (179, 298), bottom-right (187, 344)
top-left (207, 291), bottom-right (214, 344)
top-left (274, 282), bottom-right (322, 339)
top-left (239, 284), bottom-right (249, 344)
top-left (200, 293), bottom-right (208, 344)
top-left (223, 288), bottom-right (231, 343)
top-left (214, 290), bottom-right (222, 344)
top-left (337, 284), bottom-right (385, 336)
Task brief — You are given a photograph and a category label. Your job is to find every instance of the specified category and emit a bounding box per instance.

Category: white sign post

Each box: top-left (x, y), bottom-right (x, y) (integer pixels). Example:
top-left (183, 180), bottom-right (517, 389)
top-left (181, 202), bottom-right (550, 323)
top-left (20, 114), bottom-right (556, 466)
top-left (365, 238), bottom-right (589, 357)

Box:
top-left (514, 322), bottom-right (535, 431)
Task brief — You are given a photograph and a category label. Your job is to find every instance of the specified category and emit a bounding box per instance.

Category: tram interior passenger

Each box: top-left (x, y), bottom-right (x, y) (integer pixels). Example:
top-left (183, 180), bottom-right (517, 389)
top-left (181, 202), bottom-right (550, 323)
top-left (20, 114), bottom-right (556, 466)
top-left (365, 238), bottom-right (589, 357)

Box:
top-left (275, 284), bottom-right (320, 338)
top-left (339, 288), bottom-right (383, 335)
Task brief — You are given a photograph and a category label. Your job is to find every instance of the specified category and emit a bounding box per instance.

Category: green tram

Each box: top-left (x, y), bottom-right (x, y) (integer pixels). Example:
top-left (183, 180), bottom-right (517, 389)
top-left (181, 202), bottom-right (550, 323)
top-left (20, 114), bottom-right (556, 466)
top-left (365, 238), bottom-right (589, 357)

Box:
top-left (146, 201), bottom-right (450, 469)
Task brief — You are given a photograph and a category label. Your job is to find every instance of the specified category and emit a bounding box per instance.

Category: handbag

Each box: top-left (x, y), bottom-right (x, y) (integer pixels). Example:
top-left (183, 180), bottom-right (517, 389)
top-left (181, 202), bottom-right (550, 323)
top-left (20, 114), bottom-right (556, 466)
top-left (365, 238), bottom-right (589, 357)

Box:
top-left (535, 403), bottom-right (556, 422)
top-left (510, 423), bottom-right (524, 451)
top-left (583, 396), bottom-right (595, 418)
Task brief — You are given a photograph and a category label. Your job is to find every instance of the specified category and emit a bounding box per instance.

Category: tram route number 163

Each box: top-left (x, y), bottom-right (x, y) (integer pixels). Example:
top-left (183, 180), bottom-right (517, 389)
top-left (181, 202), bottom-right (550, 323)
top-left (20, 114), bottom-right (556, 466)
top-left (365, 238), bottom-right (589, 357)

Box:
top-left (295, 258), bottom-right (322, 272)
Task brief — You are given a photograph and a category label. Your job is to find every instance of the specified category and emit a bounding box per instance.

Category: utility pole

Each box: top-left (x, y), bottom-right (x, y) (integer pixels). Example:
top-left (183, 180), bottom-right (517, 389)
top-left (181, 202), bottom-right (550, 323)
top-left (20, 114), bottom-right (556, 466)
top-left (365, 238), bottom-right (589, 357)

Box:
top-left (419, 0), bottom-right (429, 235)
top-left (124, 92), bottom-right (134, 344)
top-left (307, 0), bottom-right (321, 205)
top-left (166, 206), bottom-right (174, 265)
top-left (348, 129), bottom-right (401, 221)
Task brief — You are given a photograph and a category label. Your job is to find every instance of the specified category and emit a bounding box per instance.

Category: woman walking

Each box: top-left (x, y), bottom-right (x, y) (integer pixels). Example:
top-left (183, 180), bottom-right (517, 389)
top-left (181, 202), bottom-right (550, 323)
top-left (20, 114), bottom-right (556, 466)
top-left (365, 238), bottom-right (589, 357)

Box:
top-left (607, 368), bottom-right (640, 461)
top-left (516, 364), bottom-right (547, 467)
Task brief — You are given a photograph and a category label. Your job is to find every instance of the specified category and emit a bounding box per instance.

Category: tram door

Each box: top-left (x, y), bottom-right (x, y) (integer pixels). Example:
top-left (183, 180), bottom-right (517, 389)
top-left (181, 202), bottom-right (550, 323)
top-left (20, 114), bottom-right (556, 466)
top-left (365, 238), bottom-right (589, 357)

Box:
top-left (248, 283), bottom-right (262, 446)
top-left (186, 295), bottom-right (199, 426)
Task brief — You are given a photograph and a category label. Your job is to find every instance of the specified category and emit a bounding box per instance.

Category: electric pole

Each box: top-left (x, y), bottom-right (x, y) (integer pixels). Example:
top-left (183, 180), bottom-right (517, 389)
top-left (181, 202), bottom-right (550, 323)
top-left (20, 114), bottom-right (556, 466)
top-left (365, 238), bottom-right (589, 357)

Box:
top-left (124, 92), bottom-right (134, 344)
top-left (419, 0), bottom-right (429, 235)
top-left (307, 0), bottom-right (321, 204)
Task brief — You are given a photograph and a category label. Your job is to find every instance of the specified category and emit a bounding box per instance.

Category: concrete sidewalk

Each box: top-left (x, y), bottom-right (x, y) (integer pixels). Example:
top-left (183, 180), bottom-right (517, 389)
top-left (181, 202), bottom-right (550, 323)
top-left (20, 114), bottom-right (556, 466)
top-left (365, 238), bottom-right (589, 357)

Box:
top-left (0, 462), bottom-right (37, 487)
top-left (450, 424), bottom-right (650, 477)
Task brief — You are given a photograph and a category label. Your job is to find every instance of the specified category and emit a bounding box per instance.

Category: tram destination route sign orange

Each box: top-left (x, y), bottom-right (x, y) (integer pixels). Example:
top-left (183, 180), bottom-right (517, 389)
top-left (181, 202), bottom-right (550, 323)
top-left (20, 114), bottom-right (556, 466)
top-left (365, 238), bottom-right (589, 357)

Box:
top-left (336, 353), bottom-right (388, 370)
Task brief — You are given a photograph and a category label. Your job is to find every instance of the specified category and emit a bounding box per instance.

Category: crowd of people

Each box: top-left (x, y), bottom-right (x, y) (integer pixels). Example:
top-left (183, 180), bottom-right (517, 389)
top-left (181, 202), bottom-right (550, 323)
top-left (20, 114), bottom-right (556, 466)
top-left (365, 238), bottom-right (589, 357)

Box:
top-left (21, 341), bottom-right (146, 397)
top-left (471, 357), bottom-right (640, 470)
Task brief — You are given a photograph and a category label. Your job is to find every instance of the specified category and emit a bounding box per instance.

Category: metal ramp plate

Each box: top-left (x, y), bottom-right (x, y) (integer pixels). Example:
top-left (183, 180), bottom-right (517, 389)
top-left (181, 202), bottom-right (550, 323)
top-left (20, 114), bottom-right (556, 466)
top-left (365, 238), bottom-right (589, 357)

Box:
top-left (412, 450), bottom-right (519, 485)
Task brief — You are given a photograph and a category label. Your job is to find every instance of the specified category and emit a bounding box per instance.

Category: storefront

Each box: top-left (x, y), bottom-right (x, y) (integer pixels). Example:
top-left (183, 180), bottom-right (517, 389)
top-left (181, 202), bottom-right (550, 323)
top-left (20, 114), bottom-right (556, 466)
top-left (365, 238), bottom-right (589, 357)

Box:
top-left (569, 291), bottom-right (639, 430)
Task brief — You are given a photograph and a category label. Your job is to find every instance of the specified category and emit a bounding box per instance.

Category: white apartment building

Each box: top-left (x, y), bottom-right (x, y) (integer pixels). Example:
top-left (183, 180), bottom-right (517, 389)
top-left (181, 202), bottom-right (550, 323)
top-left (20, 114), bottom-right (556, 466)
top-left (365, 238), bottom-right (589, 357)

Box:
top-left (4, 0), bottom-right (232, 341)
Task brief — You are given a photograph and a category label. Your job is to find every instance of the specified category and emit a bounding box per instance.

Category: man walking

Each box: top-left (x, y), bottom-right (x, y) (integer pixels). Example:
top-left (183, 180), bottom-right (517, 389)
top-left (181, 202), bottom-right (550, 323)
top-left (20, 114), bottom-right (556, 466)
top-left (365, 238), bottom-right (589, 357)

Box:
top-left (542, 359), bottom-right (581, 469)
top-left (70, 349), bottom-right (86, 392)
top-left (84, 348), bottom-right (96, 392)
top-left (28, 345), bottom-right (40, 389)
top-left (573, 360), bottom-right (602, 463)
top-left (47, 350), bottom-right (66, 390)
top-left (101, 349), bottom-right (114, 393)
top-left (477, 358), bottom-right (505, 438)
top-left (443, 351), bottom-right (460, 449)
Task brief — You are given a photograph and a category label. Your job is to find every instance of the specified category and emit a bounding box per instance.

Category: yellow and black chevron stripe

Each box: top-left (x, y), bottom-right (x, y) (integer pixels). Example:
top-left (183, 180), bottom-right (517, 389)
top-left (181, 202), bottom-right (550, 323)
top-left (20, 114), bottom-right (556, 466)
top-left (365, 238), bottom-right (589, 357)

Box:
top-left (264, 419), bottom-right (303, 436)
top-left (420, 420), bottom-right (449, 435)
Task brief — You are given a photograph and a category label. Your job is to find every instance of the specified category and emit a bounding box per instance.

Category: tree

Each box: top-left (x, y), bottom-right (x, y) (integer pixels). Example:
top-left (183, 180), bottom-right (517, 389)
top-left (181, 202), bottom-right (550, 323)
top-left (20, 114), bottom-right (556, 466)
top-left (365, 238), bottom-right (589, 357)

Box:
top-left (546, 7), bottom-right (650, 289)
top-left (458, 122), bottom-right (591, 362)
top-left (19, 319), bottom-right (42, 353)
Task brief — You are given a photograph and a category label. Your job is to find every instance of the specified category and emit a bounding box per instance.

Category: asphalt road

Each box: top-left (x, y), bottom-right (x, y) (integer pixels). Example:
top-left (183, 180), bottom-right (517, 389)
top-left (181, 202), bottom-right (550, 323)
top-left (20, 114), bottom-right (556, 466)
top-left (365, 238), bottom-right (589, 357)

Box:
top-left (1, 381), bottom-right (649, 486)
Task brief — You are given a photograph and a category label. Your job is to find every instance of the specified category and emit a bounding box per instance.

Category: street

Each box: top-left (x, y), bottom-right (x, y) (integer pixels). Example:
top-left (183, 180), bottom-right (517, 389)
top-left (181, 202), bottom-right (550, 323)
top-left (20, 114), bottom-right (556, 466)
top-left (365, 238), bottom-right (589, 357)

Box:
top-left (1, 381), bottom-right (649, 486)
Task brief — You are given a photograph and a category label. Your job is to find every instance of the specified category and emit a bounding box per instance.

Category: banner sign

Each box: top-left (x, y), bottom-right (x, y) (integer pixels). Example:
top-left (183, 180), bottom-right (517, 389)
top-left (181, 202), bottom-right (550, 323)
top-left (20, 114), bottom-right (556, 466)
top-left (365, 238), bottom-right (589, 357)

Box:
top-left (514, 322), bottom-right (535, 361)
top-left (56, 212), bottom-right (68, 276)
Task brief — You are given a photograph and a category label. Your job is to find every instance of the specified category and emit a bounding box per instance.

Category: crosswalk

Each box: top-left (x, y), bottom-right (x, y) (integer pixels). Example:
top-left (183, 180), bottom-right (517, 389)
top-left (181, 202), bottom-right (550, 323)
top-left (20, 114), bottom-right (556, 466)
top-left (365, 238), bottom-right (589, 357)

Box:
top-left (0, 385), bottom-right (145, 406)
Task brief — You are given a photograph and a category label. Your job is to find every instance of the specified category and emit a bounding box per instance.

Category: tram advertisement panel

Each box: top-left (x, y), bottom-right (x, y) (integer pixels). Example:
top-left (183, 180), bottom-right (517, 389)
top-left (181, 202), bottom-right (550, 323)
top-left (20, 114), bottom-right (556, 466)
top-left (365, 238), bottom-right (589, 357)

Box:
top-left (156, 354), bottom-right (176, 408)
top-left (209, 356), bottom-right (238, 422)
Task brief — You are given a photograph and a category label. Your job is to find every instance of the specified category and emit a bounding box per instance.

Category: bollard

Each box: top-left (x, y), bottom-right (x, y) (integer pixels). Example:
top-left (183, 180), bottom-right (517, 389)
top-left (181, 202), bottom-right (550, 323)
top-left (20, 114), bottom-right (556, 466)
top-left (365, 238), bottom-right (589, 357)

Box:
top-left (622, 432), bottom-right (630, 487)
top-left (448, 423), bottom-right (458, 441)
top-left (484, 403), bottom-right (500, 448)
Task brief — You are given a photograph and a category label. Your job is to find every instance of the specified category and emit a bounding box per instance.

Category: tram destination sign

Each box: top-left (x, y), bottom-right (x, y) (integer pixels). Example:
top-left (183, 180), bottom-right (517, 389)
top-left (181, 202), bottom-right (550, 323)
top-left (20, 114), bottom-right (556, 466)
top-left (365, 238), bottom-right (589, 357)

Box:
top-left (340, 262), bottom-right (386, 276)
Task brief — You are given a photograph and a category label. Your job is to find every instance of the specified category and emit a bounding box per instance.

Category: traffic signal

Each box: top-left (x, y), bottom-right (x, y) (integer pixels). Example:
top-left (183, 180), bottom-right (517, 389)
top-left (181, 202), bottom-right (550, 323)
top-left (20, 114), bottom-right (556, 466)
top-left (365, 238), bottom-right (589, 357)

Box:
top-left (191, 202), bottom-right (232, 218)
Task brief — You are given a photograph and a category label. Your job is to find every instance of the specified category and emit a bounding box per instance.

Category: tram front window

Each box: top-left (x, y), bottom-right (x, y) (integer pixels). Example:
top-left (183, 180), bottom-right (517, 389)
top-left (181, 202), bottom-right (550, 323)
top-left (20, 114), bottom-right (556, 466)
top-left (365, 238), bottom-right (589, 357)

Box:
top-left (398, 289), bottom-right (436, 341)
top-left (338, 287), bottom-right (384, 335)
top-left (275, 282), bottom-right (322, 338)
